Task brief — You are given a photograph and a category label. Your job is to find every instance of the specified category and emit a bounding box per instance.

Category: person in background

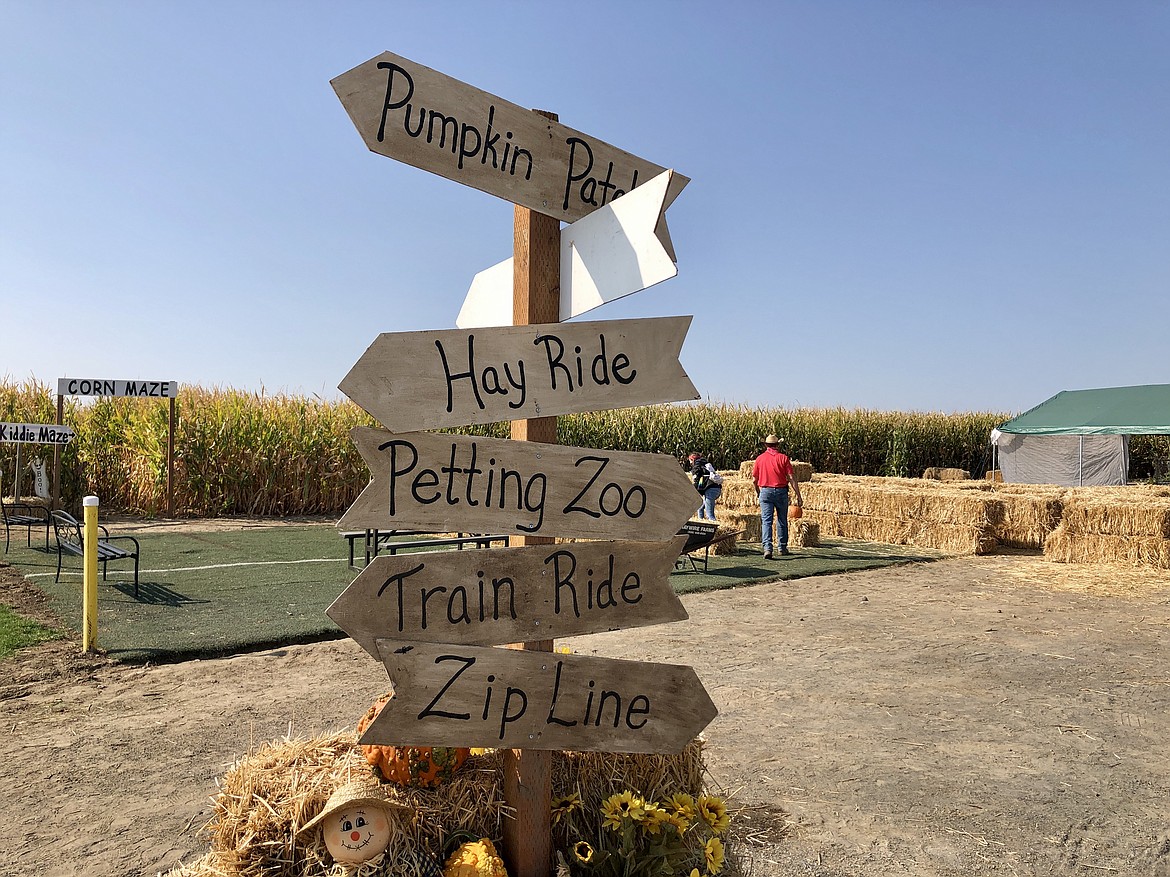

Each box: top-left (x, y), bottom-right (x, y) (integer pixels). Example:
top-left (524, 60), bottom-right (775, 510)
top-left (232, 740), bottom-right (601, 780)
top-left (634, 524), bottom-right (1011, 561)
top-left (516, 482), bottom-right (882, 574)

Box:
top-left (688, 452), bottom-right (724, 522)
top-left (751, 434), bottom-right (803, 559)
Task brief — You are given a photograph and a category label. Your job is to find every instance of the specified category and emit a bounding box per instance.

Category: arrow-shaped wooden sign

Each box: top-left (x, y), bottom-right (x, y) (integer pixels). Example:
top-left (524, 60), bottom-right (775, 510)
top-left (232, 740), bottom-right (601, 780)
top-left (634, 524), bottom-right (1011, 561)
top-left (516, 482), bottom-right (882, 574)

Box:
top-left (457, 170), bottom-right (681, 328)
top-left (328, 538), bottom-right (688, 657)
top-left (362, 639), bottom-right (717, 754)
top-left (339, 316), bottom-right (698, 433)
top-left (0, 423), bottom-right (75, 445)
top-left (330, 51), bottom-right (688, 225)
top-left (339, 428), bottom-right (698, 542)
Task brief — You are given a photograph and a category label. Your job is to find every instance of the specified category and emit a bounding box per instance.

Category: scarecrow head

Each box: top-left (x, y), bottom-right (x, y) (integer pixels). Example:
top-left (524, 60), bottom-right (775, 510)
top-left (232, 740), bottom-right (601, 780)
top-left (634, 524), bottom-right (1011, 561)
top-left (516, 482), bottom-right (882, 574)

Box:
top-left (299, 780), bottom-right (407, 865)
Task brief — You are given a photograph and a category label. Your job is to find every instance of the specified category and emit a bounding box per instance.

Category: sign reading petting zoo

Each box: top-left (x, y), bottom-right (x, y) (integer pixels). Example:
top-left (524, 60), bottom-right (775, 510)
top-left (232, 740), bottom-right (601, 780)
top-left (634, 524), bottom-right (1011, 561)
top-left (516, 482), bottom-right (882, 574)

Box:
top-left (331, 50), bottom-right (689, 224)
top-left (338, 427), bottom-right (698, 541)
top-left (327, 537), bottom-right (689, 656)
top-left (361, 639), bottom-right (718, 755)
top-left (339, 316), bottom-right (698, 432)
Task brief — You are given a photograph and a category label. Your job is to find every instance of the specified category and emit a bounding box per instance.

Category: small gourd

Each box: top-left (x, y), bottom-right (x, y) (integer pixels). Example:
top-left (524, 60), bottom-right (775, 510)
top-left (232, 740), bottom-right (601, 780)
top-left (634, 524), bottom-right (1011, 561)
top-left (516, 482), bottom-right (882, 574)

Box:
top-left (788, 505), bottom-right (803, 519)
top-left (357, 693), bottom-right (470, 787)
top-left (443, 838), bottom-right (508, 877)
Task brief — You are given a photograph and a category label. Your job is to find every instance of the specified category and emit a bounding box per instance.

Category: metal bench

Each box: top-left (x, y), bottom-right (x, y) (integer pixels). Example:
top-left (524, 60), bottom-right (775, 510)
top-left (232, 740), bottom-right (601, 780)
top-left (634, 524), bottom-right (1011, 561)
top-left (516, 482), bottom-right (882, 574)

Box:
top-left (1, 470), bottom-right (50, 553)
top-left (342, 529), bottom-right (508, 568)
top-left (51, 510), bottom-right (141, 597)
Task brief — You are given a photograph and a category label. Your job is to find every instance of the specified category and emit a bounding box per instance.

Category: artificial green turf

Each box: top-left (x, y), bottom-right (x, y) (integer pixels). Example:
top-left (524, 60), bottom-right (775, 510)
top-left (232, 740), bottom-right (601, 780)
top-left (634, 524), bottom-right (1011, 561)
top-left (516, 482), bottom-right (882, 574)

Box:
top-left (1, 526), bottom-right (939, 664)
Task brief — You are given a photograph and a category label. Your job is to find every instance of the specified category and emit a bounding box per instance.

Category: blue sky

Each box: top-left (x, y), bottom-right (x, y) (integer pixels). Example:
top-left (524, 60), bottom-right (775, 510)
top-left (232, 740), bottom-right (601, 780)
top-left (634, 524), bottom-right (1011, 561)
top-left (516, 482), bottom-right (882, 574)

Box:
top-left (3, 1), bottom-right (1167, 415)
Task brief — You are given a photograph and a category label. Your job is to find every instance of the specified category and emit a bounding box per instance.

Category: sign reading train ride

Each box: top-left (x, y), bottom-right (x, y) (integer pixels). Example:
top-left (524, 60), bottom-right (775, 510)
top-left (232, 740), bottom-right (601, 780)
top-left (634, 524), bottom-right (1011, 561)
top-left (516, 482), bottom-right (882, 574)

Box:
top-left (340, 316), bottom-right (698, 433)
top-left (331, 50), bottom-right (689, 225)
top-left (327, 538), bottom-right (689, 657)
top-left (360, 639), bottom-right (717, 754)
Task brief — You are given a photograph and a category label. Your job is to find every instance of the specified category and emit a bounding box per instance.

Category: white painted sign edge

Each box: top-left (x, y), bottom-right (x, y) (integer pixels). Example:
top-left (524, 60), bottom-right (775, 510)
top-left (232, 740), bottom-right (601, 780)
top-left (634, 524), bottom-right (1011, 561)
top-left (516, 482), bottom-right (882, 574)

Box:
top-left (457, 169), bottom-right (678, 329)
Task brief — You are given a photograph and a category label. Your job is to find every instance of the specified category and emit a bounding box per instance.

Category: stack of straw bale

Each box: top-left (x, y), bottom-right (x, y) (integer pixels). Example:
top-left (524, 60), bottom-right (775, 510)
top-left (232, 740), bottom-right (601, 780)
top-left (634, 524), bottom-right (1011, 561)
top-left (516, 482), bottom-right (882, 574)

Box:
top-left (797, 474), bottom-right (1001, 555)
top-left (1044, 486), bottom-right (1170, 568)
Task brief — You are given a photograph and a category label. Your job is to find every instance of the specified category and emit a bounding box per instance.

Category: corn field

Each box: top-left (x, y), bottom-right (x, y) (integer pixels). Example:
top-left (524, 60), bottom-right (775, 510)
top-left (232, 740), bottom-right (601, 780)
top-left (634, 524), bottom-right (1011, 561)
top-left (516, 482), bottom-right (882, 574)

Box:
top-left (3, 379), bottom-right (1167, 517)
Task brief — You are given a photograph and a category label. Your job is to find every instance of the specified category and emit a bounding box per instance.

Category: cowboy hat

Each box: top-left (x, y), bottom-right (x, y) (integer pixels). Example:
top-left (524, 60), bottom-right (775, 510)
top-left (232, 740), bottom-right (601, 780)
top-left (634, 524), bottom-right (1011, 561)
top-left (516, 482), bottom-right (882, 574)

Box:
top-left (763, 434), bottom-right (781, 445)
top-left (298, 779), bottom-right (408, 836)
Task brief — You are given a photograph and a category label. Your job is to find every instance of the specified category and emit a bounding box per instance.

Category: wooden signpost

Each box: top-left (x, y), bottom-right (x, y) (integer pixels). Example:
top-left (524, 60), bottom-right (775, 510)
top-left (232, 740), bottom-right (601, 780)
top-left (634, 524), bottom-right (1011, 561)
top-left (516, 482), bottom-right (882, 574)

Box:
top-left (339, 316), bottom-right (698, 432)
top-left (327, 537), bottom-right (689, 657)
top-left (331, 51), bottom-right (711, 877)
top-left (337, 427), bottom-right (699, 541)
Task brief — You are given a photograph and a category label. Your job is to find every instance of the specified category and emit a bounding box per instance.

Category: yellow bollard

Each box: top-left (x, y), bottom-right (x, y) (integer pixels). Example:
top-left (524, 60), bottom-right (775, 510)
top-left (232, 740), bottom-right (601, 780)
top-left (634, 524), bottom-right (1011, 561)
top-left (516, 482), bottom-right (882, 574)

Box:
top-left (82, 495), bottom-right (99, 652)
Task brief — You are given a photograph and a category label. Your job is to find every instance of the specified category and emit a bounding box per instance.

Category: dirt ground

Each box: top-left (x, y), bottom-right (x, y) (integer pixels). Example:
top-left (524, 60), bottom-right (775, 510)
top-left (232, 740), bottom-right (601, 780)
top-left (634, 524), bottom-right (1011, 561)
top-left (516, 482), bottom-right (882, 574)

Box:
top-left (1, 526), bottom-right (1169, 877)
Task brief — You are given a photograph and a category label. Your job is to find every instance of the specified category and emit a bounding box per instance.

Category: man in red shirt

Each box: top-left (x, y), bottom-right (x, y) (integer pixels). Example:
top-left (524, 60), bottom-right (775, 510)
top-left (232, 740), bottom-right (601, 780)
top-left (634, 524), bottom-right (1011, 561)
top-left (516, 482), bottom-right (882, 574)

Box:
top-left (751, 433), bottom-right (804, 559)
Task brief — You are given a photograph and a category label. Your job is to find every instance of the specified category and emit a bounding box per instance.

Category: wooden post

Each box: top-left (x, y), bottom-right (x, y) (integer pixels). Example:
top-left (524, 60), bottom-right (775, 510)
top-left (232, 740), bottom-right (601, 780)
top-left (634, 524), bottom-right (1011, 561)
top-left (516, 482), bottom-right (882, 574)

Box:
top-left (167, 396), bottom-right (176, 517)
top-left (502, 110), bottom-right (560, 877)
top-left (52, 394), bottom-right (63, 511)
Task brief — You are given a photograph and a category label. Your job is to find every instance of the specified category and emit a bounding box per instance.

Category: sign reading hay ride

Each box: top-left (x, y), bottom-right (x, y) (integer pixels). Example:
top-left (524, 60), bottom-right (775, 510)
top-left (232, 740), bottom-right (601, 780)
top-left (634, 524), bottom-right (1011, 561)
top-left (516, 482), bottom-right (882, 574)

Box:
top-left (339, 316), bottom-right (698, 432)
top-left (361, 640), bottom-right (717, 754)
top-left (331, 50), bottom-right (688, 223)
top-left (338, 428), bottom-right (698, 541)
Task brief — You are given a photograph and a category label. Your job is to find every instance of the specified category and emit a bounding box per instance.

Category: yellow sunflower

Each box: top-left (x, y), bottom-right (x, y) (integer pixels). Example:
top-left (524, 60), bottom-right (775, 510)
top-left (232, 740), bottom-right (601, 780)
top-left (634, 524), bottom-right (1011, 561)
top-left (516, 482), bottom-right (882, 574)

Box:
top-left (573, 840), bottom-right (594, 864)
top-left (704, 837), bottom-right (725, 874)
top-left (551, 791), bottom-right (582, 825)
top-left (698, 795), bottom-right (730, 835)
top-left (640, 803), bottom-right (671, 836)
top-left (666, 792), bottom-right (697, 821)
top-left (601, 791), bottom-right (645, 829)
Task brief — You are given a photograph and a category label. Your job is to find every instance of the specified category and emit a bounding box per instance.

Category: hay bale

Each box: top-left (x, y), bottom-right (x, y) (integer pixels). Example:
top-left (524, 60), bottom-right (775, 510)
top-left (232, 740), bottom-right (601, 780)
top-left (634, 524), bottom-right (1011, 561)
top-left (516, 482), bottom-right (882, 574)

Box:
top-left (721, 509), bottom-right (760, 542)
top-left (986, 469), bottom-right (1003, 482)
top-left (790, 520), bottom-right (819, 549)
top-left (712, 525), bottom-right (740, 555)
top-left (922, 467), bottom-right (970, 481)
top-left (993, 488), bottom-right (1065, 549)
top-left (1059, 490), bottom-right (1170, 538)
top-left (804, 510), bottom-right (996, 555)
top-left (1044, 526), bottom-right (1170, 568)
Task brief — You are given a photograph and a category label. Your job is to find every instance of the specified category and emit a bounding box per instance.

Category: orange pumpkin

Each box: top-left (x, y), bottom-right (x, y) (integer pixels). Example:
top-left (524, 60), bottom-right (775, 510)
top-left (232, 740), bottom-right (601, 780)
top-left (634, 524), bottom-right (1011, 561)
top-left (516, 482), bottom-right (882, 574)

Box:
top-left (357, 694), bottom-right (470, 788)
top-left (788, 505), bottom-right (803, 519)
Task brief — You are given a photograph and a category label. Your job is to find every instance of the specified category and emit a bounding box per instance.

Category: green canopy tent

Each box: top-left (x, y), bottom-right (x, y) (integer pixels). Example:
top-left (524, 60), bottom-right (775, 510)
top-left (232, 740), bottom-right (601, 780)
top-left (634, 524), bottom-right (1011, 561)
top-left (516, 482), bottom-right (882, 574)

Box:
top-left (992, 384), bottom-right (1170, 486)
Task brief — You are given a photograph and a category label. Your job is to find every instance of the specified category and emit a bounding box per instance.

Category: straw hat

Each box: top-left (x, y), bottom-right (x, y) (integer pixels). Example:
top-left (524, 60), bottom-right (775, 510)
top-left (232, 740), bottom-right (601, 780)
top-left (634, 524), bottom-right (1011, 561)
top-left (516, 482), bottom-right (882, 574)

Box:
top-left (298, 779), bottom-right (407, 835)
top-left (763, 434), bottom-right (781, 445)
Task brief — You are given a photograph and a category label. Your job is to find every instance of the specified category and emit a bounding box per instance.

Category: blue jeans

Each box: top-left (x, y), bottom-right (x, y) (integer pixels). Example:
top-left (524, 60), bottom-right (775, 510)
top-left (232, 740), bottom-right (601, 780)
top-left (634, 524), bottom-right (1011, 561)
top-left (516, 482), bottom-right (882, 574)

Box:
top-left (759, 486), bottom-right (789, 554)
top-left (698, 486), bottom-right (722, 521)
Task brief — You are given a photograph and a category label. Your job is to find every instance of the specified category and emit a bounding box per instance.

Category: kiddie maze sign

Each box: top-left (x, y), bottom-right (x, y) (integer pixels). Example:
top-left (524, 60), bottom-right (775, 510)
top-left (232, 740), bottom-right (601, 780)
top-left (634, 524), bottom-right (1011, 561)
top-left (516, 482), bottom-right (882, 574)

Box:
top-left (331, 49), bottom-right (714, 756)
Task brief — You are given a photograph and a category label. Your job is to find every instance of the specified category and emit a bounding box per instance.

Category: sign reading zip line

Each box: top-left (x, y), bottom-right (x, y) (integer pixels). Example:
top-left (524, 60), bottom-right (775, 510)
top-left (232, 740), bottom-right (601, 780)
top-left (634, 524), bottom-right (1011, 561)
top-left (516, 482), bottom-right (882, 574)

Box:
top-left (339, 316), bottom-right (698, 433)
top-left (361, 639), bottom-right (718, 755)
top-left (339, 428), bottom-right (699, 542)
top-left (331, 50), bottom-right (688, 225)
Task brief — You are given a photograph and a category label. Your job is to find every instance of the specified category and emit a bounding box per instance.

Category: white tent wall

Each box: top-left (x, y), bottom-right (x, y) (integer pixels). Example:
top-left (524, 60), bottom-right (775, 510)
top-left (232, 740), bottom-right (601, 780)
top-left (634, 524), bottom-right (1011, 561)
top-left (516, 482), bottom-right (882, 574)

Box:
top-left (993, 432), bottom-right (1129, 486)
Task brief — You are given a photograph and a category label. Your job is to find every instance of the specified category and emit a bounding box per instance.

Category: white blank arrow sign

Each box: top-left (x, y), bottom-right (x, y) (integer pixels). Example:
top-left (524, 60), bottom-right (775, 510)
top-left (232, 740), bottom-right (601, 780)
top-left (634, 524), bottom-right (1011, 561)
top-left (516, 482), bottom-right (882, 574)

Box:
top-left (457, 170), bottom-right (679, 329)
